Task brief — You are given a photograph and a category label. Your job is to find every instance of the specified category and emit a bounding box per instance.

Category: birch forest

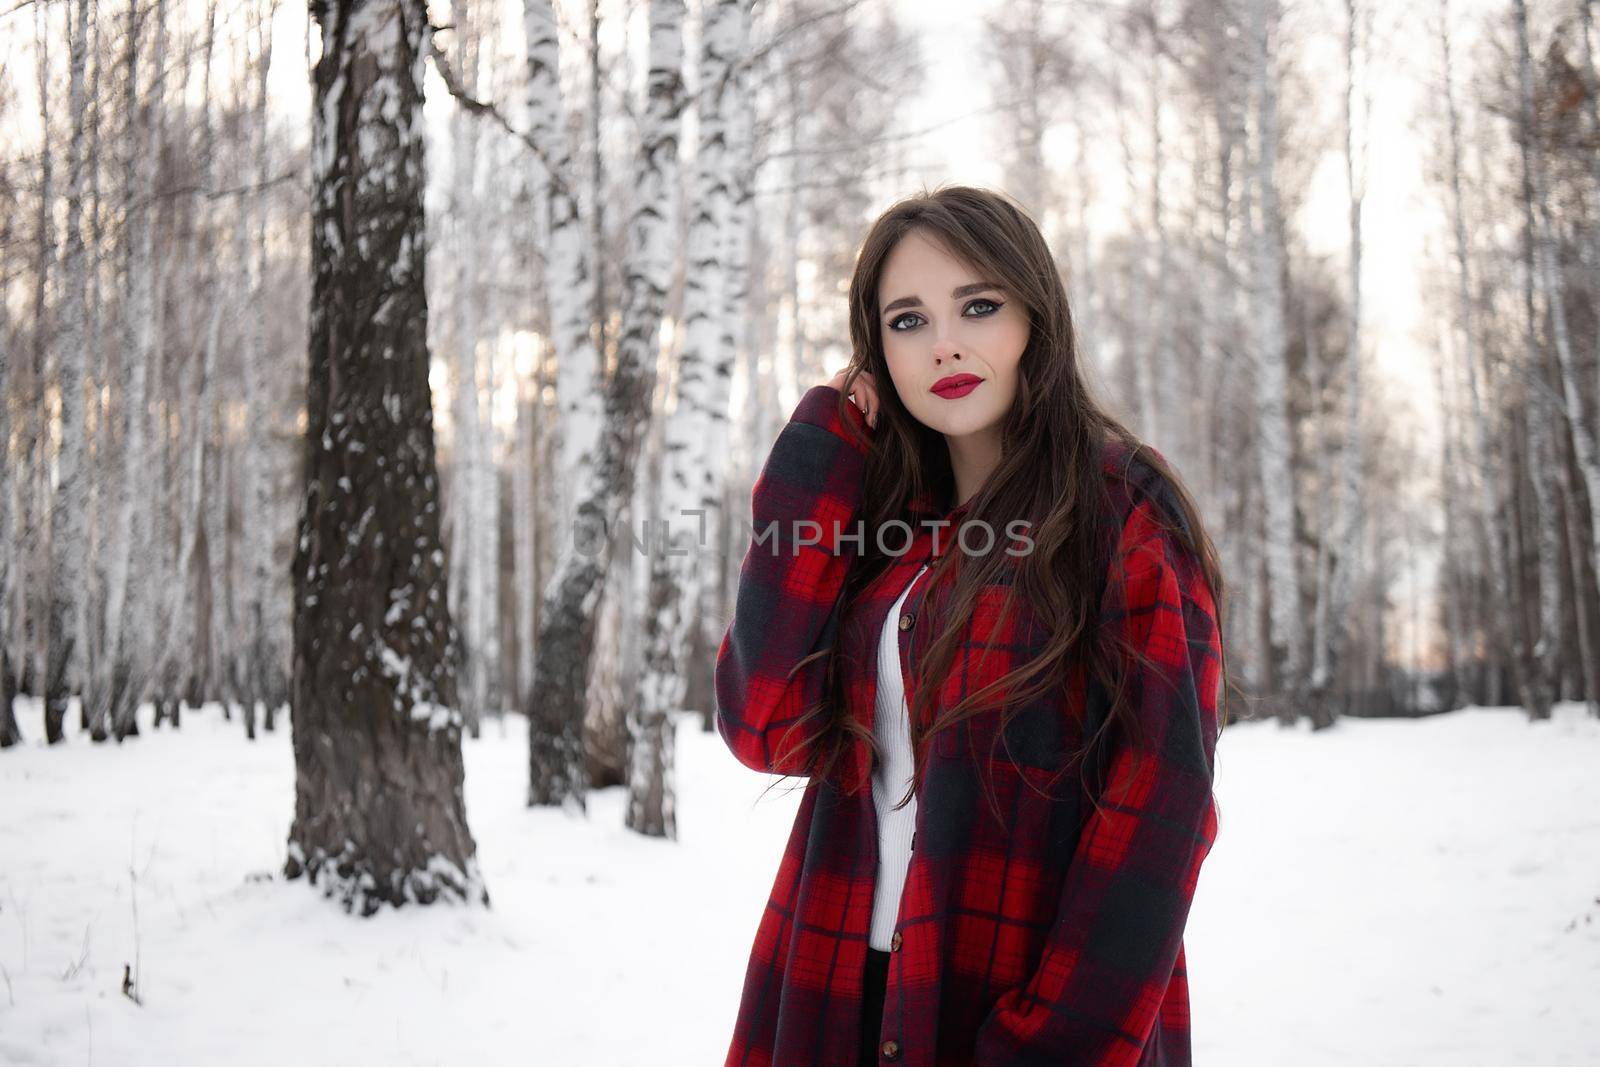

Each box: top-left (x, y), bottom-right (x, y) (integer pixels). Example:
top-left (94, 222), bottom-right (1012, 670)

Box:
top-left (3, 0), bottom-right (1600, 914)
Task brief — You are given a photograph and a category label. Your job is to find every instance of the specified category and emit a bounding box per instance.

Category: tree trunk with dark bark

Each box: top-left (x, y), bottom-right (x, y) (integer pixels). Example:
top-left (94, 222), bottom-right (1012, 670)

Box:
top-left (286, 0), bottom-right (487, 915)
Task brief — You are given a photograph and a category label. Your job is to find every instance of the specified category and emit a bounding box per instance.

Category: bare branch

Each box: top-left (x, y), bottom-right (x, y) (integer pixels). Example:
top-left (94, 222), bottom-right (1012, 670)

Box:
top-left (425, 23), bottom-right (580, 209)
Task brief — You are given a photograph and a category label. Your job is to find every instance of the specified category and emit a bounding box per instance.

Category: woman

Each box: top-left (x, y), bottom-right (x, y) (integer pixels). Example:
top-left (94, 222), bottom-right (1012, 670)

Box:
top-left (715, 185), bottom-right (1229, 1067)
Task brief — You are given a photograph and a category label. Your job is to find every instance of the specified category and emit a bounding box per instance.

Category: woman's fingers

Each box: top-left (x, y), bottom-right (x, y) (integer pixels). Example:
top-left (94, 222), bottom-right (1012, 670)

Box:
top-left (826, 368), bottom-right (879, 429)
top-left (851, 371), bottom-right (878, 428)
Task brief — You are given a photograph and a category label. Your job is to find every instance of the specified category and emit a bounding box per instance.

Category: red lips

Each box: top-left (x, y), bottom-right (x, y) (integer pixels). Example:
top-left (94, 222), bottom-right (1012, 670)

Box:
top-left (931, 373), bottom-right (983, 399)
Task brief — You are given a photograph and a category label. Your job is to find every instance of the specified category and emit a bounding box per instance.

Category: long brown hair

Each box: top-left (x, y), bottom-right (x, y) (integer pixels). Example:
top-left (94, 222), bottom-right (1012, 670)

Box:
top-left (768, 185), bottom-right (1232, 827)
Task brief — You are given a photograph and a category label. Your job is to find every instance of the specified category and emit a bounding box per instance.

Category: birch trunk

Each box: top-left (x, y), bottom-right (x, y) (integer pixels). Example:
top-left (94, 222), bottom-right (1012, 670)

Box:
top-left (1439, 0), bottom-right (1529, 711)
top-left (98, 0), bottom-right (165, 742)
top-left (47, 0), bottom-right (94, 745)
top-left (1114, 74), bottom-right (1156, 435)
top-left (1148, 13), bottom-right (1175, 448)
top-left (586, 0), bottom-right (607, 362)
top-left (240, 0), bottom-right (285, 737)
top-left (29, 3), bottom-right (56, 728)
top-left (1248, 0), bottom-right (1303, 703)
top-left (475, 133), bottom-right (503, 728)
top-left (1434, 339), bottom-right (1467, 709)
top-left (699, 1), bottom-right (757, 725)
top-left (1557, 414), bottom-right (1600, 716)
top-left (82, 10), bottom-right (106, 728)
top-left (526, 0), bottom-right (684, 811)
top-left (513, 342), bottom-right (541, 708)
top-left (287, 0), bottom-right (485, 914)
top-left (1576, 0), bottom-right (1600, 403)
top-left (1513, 0), bottom-right (1600, 581)
top-left (522, 0), bottom-right (602, 541)
top-left (445, 0), bottom-right (492, 733)
top-left (1215, 0), bottom-right (1258, 687)
top-left (629, 0), bottom-right (748, 838)
top-left (1512, 0), bottom-right (1560, 720)
top-left (1308, 0), bottom-right (1368, 725)
top-left (0, 149), bottom-right (12, 744)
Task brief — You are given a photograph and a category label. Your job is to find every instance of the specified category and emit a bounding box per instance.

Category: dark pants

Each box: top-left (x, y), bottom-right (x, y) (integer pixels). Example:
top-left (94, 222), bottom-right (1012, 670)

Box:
top-left (858, 947), bottom-right (893, 1065)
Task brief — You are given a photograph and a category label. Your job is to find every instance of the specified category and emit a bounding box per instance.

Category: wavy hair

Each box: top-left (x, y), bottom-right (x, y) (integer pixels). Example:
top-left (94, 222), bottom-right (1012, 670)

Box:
top-left (767, 184), bottom-right (1233, 828)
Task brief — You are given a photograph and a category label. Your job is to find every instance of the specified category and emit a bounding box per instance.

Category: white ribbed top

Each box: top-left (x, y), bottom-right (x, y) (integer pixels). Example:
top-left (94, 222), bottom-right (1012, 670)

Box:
top-left (869, 561), bottom-right (930, 951)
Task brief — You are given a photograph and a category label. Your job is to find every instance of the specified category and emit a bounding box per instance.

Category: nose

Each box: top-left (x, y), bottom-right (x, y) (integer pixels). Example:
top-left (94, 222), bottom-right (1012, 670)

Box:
top-left (931, 333), bottom-right (963, 365)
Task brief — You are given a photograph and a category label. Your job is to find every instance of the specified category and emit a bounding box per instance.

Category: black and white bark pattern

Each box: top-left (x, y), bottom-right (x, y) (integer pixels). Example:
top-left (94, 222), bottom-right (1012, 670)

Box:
top-left (521, 0), bottom-right (602, 536)
top-left (526, 0), bottom-right (685, 812)
top-left (630, 0), bottom-right (749, 838)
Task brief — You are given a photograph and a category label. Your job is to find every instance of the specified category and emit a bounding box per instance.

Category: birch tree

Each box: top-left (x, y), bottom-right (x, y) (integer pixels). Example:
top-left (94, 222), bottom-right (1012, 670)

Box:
top-left (238, 0), bottom-right (287, 738)
top-left (521, 0), bottom-right (603, 540)
top-left (24, 3), bottom-right (57, 735)
top-left (1247, 0), bottom-right (1304, 706)
top-left (443, 0), bottom-right (500, 733)
top-left (45, 0), bottom-right (94, 746)
top-left (527, 0), bottom-right (685, 811)
top-left (287, 0), bottom-right (485, 913)
top-left (1510, 0), bottom-right (1560, 720)
top-left (631, 0), bottom-right (751, 838)
top-left (1513, 0), bottom-right (1600, 580)
top-left (1435, 0), bottom-right (1525, 713)
top-left (1307, 0), bottom-right (1370, 726)
top-left (0, 59), bottom-right (15, 745)
top-left (94, 0), bottom-right (166, 742)
top-left (702, 17), bottom-right (757, 703)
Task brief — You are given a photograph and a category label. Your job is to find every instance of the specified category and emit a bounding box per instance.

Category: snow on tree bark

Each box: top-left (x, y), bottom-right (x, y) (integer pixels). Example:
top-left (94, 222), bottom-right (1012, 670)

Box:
top-left (287, 0), bottom-right (486, 914)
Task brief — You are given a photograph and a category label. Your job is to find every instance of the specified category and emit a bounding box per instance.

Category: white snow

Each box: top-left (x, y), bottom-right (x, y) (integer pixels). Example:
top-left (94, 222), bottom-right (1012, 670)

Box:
top-left (0, 700), bottom-right (1597, 1064)
top-left (406, 700), bottom-right (463, 733)
top-left (375, 641), bottom-right (410, 682)
top-left (383, 586), bottom-right (411, 626)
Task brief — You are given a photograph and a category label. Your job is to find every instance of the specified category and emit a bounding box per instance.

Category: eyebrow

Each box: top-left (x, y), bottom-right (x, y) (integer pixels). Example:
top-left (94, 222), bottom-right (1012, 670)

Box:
top-left (881, 282), bottom-right (1004, 315)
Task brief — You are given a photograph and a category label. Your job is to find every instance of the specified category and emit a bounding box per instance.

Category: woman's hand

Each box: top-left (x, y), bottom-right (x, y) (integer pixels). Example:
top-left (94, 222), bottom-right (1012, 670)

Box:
top-left (825, 367), bottom-right (881, 429)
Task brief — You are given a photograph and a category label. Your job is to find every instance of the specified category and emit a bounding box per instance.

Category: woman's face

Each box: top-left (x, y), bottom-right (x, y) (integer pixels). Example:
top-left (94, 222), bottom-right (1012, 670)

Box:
top-left (876, 229), bottom-right (1029, 440)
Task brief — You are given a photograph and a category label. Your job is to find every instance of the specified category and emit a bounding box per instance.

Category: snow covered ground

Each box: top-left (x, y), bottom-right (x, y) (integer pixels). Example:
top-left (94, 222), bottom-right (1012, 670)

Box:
top-left (1, 698), bottom-right (1596, 1066)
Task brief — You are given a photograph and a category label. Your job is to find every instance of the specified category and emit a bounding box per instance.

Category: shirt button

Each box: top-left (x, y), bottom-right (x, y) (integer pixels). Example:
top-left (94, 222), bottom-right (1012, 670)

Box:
top-left (898, 612), bottom-right (914, 630)
top-left (880, 1039), bottom-right (901, 1060)
top-left (890, 931), bottom-right (902, 951)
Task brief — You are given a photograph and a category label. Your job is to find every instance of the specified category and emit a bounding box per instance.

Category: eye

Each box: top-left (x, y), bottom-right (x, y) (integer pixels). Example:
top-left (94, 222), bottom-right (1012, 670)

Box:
top-left (887, 299), bottom-right (1003, 333)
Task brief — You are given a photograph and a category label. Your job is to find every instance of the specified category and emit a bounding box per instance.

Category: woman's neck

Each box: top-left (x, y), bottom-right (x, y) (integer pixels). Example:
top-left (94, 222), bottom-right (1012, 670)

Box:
top-left (945, 426), bottom-right (1003, 509)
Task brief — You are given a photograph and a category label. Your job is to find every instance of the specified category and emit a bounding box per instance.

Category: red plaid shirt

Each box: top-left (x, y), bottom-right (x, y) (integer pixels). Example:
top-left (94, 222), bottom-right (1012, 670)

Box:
top-left (716, 385), bottom-right (1223, 1066)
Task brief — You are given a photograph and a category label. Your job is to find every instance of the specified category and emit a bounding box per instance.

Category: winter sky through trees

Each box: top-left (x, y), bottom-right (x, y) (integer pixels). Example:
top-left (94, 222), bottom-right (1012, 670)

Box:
top-left (28, 0), bottom-right (1461, 655)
